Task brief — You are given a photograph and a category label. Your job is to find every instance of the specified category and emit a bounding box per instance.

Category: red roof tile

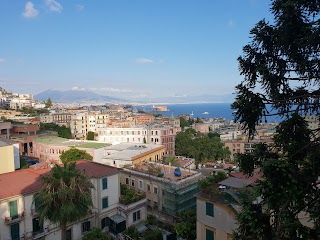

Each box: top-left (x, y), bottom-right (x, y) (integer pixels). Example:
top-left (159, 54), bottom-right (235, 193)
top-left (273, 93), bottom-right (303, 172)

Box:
top-left (0, 161), bottom-right (120, 199)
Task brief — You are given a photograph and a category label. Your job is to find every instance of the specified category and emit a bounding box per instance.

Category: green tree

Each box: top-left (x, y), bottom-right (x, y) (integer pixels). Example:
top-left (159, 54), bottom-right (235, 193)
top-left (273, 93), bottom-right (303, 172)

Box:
top-left (34, 162), bottom-right (94, 240)
top-left (60, 147), bottom-right (93, 163)
top-left (144, 229), bottom-right (163, 240)
top-left (40, 123), bottom-right (72, 139)
top-left (180, 117), bottom-right (190, 129)
top-left (87, 131), bottom-right (95, 140)
top-left (82, 228), bottom-right (111, 240)
top-left (174, 209), bottom-right (196, 240)
top-left (45, 98), bottom-right (53, 108)
top-left (232, 0), bottom-right (320, 239)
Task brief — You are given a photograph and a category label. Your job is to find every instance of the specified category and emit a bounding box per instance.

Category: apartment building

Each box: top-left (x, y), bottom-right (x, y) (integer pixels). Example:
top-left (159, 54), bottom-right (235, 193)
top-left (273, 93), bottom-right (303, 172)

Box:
top-left (1, 94), bottom-right (33, 110)
top-left (0, 161), bottom-right (146, 240)
top-left (70, 112), bottom-right (88, 139)
top-left (224, 139), bottom-right (273, 160)
top-left (32, 136), bottom-right (109, 163)
top-left (40, 113), bottom-right (72, 127)
top-left (0, 138), bottom-right (20, 174)
top-left (133, 114), bottom-right (155, 125)
top-left (97, 125), bottom-right (176, 155)
top-left (10, 124), bottom-right (39, 156)
top-left (120, 163), bottom-right (202, 222)
top-left (0, 121), bottom-right (12, 138)
top-left (95, 143), bottom-right (166, 168)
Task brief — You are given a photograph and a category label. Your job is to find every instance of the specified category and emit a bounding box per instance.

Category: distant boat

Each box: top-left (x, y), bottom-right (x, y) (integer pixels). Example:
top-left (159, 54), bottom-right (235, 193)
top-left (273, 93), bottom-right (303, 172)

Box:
top-left (202, 111), bottom-right (210, 115)
top-left (190, 111), bottom-right (194, 116)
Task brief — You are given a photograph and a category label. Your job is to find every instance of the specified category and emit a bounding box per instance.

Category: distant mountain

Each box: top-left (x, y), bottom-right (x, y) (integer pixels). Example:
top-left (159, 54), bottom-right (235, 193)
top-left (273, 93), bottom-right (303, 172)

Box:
top-left (34, 89), bottom-right (127, 103)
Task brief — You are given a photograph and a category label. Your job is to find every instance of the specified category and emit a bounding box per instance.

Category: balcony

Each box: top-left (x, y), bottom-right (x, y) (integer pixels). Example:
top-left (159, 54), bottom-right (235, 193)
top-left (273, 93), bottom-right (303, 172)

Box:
top-left (33, 226), bottom-right (49, 240)
top-left (4, 212), bottom-right (24, 224)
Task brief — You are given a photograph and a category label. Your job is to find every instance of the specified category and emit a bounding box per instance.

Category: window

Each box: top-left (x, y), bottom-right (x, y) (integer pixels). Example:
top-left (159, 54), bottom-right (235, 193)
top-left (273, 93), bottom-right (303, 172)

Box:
top-left (102, 178), bottom-right (108, 190)
top-left (206, 202), bottom-right (214, 217)
top-left (147, 184), bottom-right (151, 192)
top-left (102, 197), bottom-right (108, 209)
top-left (66, 229), bottom-right (72, 240)
top-left (101, 217), bottom-right (110, 229)
top-left (139, 180), bottom-right (143, 189)
top-left (206, 229), bottom-right (214, 240)
top-left (126, 178), bottom-right (129, 185)
top-left (131, 179), bottom-right (135, 187)
top-left (154, 186), bottom-right (158, 195)
top-left (32, 217), bottom-right (43, 234)
top-left (82, 221), bottom-right (91, 233)
top-left (133, 210), bottom-right (141, 222)
top-left (9, 200), bottom-right (18, 218)
top-left (10, 223), bottom-right (20, 240)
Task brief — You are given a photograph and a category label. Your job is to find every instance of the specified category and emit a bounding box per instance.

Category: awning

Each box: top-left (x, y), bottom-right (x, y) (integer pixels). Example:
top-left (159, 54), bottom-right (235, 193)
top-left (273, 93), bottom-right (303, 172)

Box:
top-left (109, 214), bottom-right (126, 224)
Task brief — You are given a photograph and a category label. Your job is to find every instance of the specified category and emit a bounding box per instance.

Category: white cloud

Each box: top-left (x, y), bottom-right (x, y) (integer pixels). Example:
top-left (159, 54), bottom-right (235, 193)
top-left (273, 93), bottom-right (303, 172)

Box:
top-left (135, 58), bottom-right (154, 64)
top-left (71, 86), bottom-right (86, 91)
top-left (22, 1), bottom-right (39, 18)
top-left (45, 0), bottom-right (63, 13)
top-left (0, 58), bottom-right (6, 63)
top-left (90, 87), bottom-right (133, 93)
top-left (75, 4), bottom-right (85, 12)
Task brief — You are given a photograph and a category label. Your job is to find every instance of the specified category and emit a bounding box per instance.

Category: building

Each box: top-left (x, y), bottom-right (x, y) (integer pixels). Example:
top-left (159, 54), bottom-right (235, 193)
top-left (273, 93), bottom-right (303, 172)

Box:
top-left (70, 112), bottom-right (88, 139)
top-left (97, 124), bottom-right (176, 155)
top-left (32, 136), bottom-right (109, 163)
top-left (133, 114), bottom-right (155, 125)
top-left (192, 123), bottom-right (210, 134)
top-left (95, 143), bottom-right (166, 168)
top-left (40, 113), bottom-right (72, 127)
top-left (196, 171), bottom-right (262, 240)
top-left (223, 139), bottom-right (273, 160)
top-left (0, 122), bottom-right (12, 138)
top-left (0, 161), bottom-right (147, 240)
top-left (120, 163), bottom-right (202, 222)
top-left (0, 138), bottom-right (20, 174)
top-left (10, 124), bottom-right (40, 156)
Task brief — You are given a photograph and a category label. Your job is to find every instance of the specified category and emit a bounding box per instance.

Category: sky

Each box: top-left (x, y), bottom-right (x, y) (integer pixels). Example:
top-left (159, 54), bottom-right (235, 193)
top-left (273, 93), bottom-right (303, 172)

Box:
top-left (0, 0), bottom-right (273, 101)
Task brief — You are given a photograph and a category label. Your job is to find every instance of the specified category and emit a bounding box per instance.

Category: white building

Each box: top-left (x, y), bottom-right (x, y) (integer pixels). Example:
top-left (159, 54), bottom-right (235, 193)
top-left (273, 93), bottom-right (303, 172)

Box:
top-left (97, 124), bottom-right (176, 155)
top-left (0, 161), bottom-right (147, 240)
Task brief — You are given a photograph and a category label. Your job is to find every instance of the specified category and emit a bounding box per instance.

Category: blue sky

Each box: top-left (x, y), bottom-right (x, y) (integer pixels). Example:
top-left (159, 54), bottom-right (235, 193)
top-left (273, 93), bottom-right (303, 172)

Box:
top-left (0, 0), bottom-right (272, 100)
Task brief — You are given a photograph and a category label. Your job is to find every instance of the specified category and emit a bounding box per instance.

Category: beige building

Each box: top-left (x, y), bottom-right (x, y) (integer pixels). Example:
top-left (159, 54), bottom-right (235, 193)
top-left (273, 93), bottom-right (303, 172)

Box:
top-left (0, 161), bottom-right (146, 240)
top-left (0, 138), bottom-right (20, 174)
top-left (96, 143), bottom-right (166, 168)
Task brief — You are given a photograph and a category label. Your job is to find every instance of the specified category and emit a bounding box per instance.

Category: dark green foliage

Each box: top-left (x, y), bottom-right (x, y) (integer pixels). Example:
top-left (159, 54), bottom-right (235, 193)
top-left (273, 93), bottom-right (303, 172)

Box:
top-left (60, 147), bottom-right (93, 163)
top-left (175, 128), bottom-right (230, 163)
top-left (120, 184), bottom-right (145, 205)
top-left (144, 229), bottom-right (163, 240)
top-left (232, 0), bottom-right (320, 238)
top-left (208, 132), bottom-right (220, 138)
top-left (174, 209), bottom-right (196, 240)
top-left (40, 123), bottom-right (72, 139)
top-left (34, 162), bottom-right (93, 240)
top-left (82, 228), bottom-right (111, 240)
top-left (19, 157), bottom-right (29, 169)
top-left (198, 172), bottom-right (228, 192)
top-left (179, 117), bottom-right (190, 129)
top-left (17, 107), bottom-right (49, 116)
top-left (124, 226), bottom-right (140, 240)
top-left (86, 131), bottom-right (95, 140)
top-left (45, 98), bottom-right (53, 108)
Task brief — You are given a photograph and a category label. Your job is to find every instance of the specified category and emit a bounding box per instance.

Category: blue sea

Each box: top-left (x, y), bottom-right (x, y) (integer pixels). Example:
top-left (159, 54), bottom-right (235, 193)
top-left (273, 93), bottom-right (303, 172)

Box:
top-left (139, 103), bottom-right (281, 122)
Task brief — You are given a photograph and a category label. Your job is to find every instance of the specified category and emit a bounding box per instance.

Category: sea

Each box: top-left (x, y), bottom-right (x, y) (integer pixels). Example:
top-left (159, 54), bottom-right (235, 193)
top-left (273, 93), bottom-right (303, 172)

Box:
top-left (138, 103), bottom-right (281, 122)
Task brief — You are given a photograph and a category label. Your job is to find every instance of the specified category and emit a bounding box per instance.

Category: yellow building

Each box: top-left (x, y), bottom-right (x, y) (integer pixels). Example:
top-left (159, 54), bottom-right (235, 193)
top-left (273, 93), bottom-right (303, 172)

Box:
top-left (0, 138), bottom-right (20, 174)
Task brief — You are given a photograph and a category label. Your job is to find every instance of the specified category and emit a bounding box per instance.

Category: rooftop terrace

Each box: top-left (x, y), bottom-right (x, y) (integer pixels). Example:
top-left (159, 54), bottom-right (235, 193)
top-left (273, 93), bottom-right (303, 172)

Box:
top-left (34, 136), bottom-right (110, 149)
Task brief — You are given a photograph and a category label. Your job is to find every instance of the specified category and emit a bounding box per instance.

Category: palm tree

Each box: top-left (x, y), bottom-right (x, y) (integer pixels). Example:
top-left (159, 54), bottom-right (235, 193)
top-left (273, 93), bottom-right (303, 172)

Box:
top-left (34, 162), bottom-right (94, 240)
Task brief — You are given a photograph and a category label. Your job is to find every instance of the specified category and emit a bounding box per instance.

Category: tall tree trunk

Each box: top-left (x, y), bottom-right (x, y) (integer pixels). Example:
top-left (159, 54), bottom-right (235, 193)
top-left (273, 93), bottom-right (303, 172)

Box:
top-left (61, 222), bottom-right (67, 240)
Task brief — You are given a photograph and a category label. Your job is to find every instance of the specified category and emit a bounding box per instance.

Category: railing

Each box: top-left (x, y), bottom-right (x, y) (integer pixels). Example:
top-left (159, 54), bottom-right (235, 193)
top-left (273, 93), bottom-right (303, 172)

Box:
top-left (33, 226), bottom-right (49, 240)
top-left (4, 212), bottom-right (24, 224)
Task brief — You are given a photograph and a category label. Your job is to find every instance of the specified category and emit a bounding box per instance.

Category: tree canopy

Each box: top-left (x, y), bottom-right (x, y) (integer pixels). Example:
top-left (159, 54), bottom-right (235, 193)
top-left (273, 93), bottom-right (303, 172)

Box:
top-left (40, 123), bottom-right (72, 139)
top-left (87, 131), bottom-right (95, 140)
top-left (174, 209), bottom-right (197, 240)
top-left (34, 162), bottom-right (93, 240)
top-left (175, 128), bottom-right (230, 163)
top-left (60, 147), bottom-right (93, 163)
top-left (45, 98), bottom-right (53, 108)
top-left (82, 228), bottom-right (111, 240)
top-left (232, 0), bottom-right (320, 239)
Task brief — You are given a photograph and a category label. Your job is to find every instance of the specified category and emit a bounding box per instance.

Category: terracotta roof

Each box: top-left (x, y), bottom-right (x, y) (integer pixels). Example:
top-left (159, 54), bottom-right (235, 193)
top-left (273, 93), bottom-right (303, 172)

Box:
top-left (0, 161), bottom-right (120, 200)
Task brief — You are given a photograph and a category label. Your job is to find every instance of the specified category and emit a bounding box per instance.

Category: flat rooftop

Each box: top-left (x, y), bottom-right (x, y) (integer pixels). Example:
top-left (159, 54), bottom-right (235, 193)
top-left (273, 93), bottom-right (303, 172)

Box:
top-left (102, 143), bottom-right (165, 161)
top-left (126, 162), bottom-right (199, 182)
top-left (34, 136), bottom-right (110, 149)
